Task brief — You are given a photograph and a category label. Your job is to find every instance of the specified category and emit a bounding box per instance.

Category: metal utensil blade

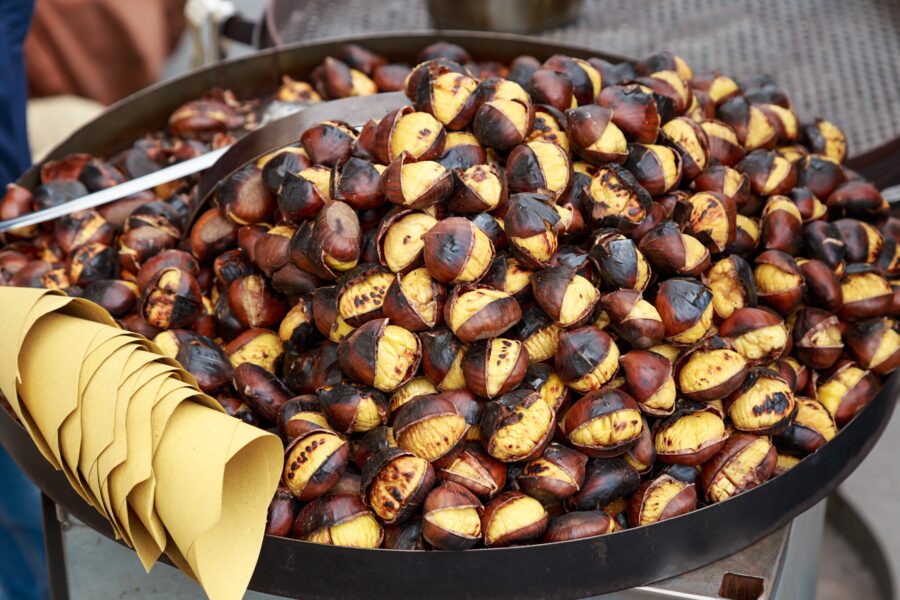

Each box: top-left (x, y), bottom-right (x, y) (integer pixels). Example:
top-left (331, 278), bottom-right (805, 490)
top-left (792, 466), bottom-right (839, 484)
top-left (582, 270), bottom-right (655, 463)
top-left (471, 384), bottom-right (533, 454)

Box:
top-left (0, 147), bottom-right (231, 233)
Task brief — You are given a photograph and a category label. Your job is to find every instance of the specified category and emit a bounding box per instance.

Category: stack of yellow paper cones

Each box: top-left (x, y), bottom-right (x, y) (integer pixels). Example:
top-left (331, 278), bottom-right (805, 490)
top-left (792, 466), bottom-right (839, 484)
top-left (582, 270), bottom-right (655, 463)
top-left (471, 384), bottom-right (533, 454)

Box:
top-left (0, 288), bottom-right (283, 600)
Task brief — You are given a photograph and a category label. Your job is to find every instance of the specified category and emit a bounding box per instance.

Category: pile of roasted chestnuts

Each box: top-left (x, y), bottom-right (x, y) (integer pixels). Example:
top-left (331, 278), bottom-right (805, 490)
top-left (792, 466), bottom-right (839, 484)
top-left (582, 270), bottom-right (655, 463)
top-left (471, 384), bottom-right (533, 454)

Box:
top-left (2, 40), bottom-right (899, 551)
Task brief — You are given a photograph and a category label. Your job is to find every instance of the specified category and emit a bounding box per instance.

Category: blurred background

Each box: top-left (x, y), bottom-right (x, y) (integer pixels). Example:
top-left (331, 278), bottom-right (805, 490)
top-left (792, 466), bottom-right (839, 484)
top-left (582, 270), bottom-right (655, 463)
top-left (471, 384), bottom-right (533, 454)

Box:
top-left (16, 0), bottom-right (900, 597)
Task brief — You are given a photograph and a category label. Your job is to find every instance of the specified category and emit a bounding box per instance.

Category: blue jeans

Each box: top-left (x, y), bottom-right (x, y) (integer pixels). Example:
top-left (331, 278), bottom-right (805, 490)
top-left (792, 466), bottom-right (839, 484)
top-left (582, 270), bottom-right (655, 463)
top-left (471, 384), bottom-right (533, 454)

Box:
top-left (0, 447), bottom-right (49, 600)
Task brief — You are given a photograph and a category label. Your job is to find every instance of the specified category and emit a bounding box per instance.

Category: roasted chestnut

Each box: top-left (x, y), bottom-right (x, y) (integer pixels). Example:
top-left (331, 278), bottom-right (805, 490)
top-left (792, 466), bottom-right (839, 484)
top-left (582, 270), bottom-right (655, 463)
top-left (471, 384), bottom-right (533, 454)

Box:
top-left (802, 117), bottom-right (847, 163)
top-left (565, 104), bottom-right (627, 164)
top-left (506, 141), bottom-right (571, 200)
top-left (473, 98), bottom-right (535, 151)
top-left (725, 368), bottom-right (796, 434)
top-left (567, 457), bottom-right (641, 511)
top-left (700, 120), bottom-right (745, 167)
top-left (816, 360), bottom-right (879, 426)
top-left (704, 255), bottom-right (757, 320)
top-left (589, 231), bottom-right (651, 291)
top-left (627, 473), bottom-right (697, 527)
top-left (423, 217), bottom-right (495, 284)
top-left (639, 221), bottom-right (710, 277)
top-left (318, 382), bottom-right (389, 434)
top-left (481, 491), bottom-right (548, 547)
top-left (393, 394), bottom-right (468, 466)
top-left (139, 267), bottom-right (203, 329)
top-left (421, 481), bottom-right (483, 550)
top-left (554, 326), bottom-right (620, 392)
top-left (586, 165), bottom-right (652, 229)
top-left (846, 318), bottom-right (900, 374)
top-left (420, 327), bottom-right (468, 391)
top-left (792, 307), bottom-right (843, 369)
top-left (654, 402), bottom-right (728, 465)
top-left (293, 494), bottom-right (383, 547)
top-left (602, 289), bottom-right (665, 349)
top-left (503, 193), bottom-right (561, 268)
top-left (760, 196), bottom-right (804, 255)
top-left (718, 307), bottom-right (788, 366)
top-left (338, 319), bottom-right (421, 392)
top-left (597, 84), bottom-right (660, 144)
top-left (438, 442), bottom-right (507, 499)
top-left (562, 388), bottom-right (643, 457)
top-left (444, 284), bottom-right (522, 343)
top-left (224, 328), bottom-right (284, 373)
top-left (654, 278), bottom-right (715, 345)
top-left (282, 423), bottom-right (349, 501)
top-left (676, 337), bottom-right (748, 402)
top-left (838, 264), bottom-right (892, 321)
top-left (461, 337), bottom-right (529, 399)
top-left (228, 274), bottom-right (288, 329)
top-left (624, 144), bottom-right (682, 197)
top-left (481, 390), bottom-right (555, 462)
top-left (531, 265), bottom-right (599, 328)
top-left (449, 164), bottom-right (507, 213)
top-left (754, 250), bottom-right (804, 314)
top-left (362, 447), bottom-right (435, 525)
top-left (701, 433), bottom-right (777, 503)
top-left (517, 444), bottom-right (587, 503)
top-left (774, 398), bottom-right (837, 455)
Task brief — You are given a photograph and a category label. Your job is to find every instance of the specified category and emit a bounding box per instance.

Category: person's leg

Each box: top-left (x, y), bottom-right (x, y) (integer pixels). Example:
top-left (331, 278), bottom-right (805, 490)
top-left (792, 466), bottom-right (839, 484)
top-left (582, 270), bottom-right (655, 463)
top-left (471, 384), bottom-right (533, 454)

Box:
top-left (0, 447), bottom-right (49, 600)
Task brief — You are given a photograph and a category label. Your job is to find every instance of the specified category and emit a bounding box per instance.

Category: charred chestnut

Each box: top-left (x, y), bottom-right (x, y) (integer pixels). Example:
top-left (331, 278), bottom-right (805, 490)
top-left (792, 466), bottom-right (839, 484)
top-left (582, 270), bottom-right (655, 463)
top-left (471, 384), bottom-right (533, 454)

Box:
top-left (481, 390), bottom-right (555, 462)
top-left (139, 267), bottom-right (203, 329)
top-left (423, 217), bottom-right (495, 284)
top-left (283, 424), bottom-right (349, 501)
top-left (654, 278), bottom-right (715, 345)
top-left (338, 319), bottom-right (421, 392)
top-left (639, 221), bottom-right (711, 277)
top-left (554, 326), bottom-right (620, 392)
top-left (701, 434), bottom-right (777, 503)
top-left (760, 196), bottom-right (804, 255)
top-left (318, 382), bottom-right (389, 434)
top-left (774, 398), bottom-right (837, 455)
top-left (362, 447), bottom-right (435, 525)
top-left (725, 368), bottom-right (796, 434)
top-left (567, 457), bottom-right (641, 511)
top-left (704, 255), bottom-right (757, 320)
top-left (420, 327), bottom-right (468, 391)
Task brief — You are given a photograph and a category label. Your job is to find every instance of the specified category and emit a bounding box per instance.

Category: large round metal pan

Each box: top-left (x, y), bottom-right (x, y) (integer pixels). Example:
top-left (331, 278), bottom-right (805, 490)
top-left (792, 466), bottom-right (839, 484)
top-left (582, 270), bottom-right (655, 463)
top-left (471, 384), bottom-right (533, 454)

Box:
top-left (5, 31), bottom-right (900, 598)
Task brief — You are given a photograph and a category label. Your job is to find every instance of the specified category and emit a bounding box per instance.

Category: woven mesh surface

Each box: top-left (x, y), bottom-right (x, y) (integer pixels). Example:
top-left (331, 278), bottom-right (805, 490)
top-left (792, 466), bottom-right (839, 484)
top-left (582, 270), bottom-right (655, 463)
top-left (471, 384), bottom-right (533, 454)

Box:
top-left (274, 0), bottom-right (900, 155)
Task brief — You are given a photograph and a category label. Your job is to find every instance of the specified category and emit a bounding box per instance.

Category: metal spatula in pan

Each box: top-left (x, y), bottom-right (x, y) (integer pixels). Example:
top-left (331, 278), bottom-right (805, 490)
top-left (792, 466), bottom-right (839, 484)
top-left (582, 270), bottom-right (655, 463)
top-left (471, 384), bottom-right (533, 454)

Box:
top-left (0, 92), bottom-right (410, 235)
